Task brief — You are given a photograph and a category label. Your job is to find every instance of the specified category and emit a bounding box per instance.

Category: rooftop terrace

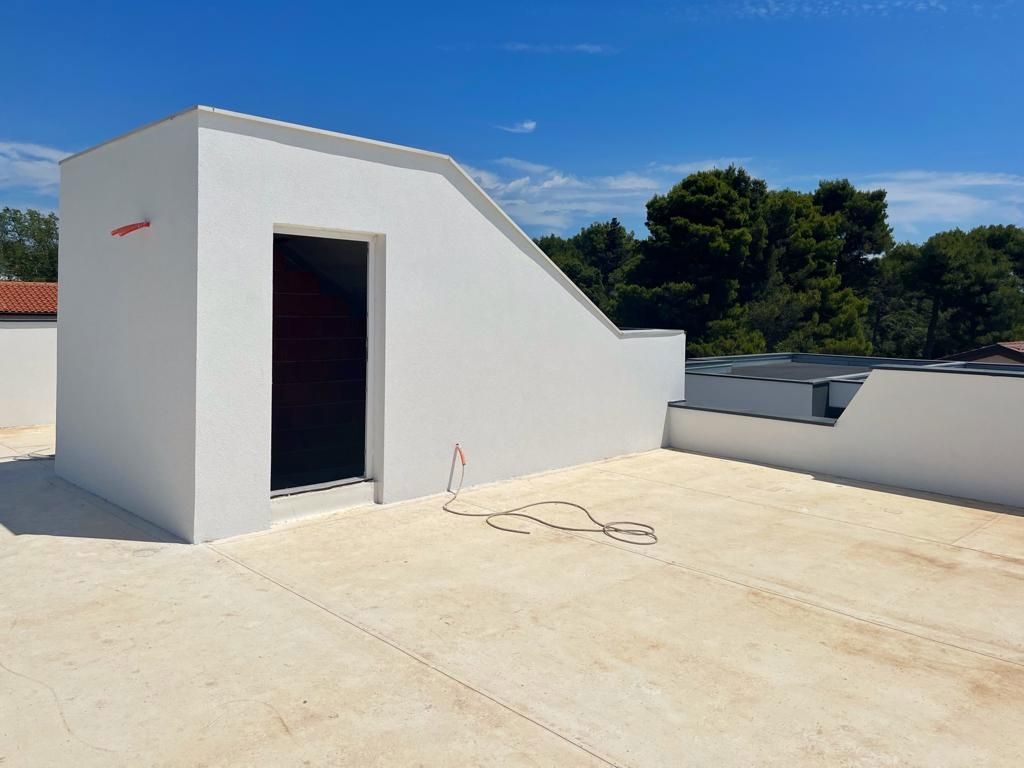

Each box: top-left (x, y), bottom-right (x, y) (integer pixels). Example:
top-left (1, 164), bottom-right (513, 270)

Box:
top-left (2, 425), bottom-right (1023, 766)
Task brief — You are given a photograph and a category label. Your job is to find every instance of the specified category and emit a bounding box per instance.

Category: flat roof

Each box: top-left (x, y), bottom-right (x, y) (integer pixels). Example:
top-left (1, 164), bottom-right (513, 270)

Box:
top-left (688, 352), bottom-right (1024, 381)
top-left (3, 424), bottom-right (1023, 765)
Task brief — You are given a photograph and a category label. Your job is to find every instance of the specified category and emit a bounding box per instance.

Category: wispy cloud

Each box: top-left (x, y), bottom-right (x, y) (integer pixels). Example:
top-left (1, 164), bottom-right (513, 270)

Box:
top-left (497, 120), bottom-right (538, 134)
top-left (734, 0), bottom-right (950, 18)
top-left (462, 152), bottom-right (1024, 242)
top-left (600, 172), bottom-right (663, 190)
top-left (856, 170), bottom-right (1024, 237)
top-left (459, 158), bottom-right (689, 232)
top-left (462, 165), bottom-right (636, 230)
top-left (496, 157), bottom-right (551, 174)
top-left (0, 141), bottom-right (69, 197)
top-left (676, 0), bottom-right (1017, 24)
top-left (502, 42), bottom-right (614, 54)
top-left (653, 157), bottom-right (754, 175)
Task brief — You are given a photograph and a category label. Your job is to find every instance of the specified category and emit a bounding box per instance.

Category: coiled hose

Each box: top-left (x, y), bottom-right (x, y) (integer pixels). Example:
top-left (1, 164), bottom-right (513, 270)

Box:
top-left (443, 443), bottom-right (657, 545)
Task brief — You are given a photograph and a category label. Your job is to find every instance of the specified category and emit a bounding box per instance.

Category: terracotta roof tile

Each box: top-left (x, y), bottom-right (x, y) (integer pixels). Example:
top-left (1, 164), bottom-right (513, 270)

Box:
top-left (999, 341), bottom-right (1024, 353)
top-left (0, 281), bottom-right (58, 315)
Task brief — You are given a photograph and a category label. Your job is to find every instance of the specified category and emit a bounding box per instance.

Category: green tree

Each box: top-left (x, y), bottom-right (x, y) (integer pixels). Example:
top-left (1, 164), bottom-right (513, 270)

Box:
top-left (570, 218), bottom-right (639, 279)
top-left (623, 166), bottom-right (768, 337)
top-left (536, 233), bottom-right (609, 311)
top-left (748, 190), bottom-right (871, 354)
top-left (916, 228), bottom-right (1024, 357)
top-left (970, 224), bottom-right (1024, 281)
top-left (0, 207), bottom-right (59, 281)
top-left (867, 243), bottom-right (930, 357)
top-left (692, 306), bottom-right (766, 356)
top-left (812, 180), bottom-right (893, 292)
top-left (614, 169), bottom-right (876, 354)
top-left (536, 219), bottom-right (639, 317)
top-left (539, 171), bottom-right (1022, 362)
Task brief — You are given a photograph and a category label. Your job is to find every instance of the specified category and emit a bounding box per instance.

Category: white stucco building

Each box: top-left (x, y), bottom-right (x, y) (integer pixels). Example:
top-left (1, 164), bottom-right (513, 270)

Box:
top-left (0, 281), bottom-right (58, 428)
top-left (56, 107), bottom-right (687, 543)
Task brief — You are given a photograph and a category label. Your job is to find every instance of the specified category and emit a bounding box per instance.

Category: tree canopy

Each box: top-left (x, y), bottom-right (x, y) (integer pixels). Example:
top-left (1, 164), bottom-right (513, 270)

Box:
top-left (536, 218), bottom-right (638, 316)
top-left (535, 168), bottom-right (1024, 359)
top-left (0, 207), bottom-right (59, 281)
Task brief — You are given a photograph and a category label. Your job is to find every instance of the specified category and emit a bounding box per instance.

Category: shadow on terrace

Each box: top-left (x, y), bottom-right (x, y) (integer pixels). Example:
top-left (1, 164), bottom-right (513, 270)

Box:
top-left (0, 456), bottom-right (181, 543)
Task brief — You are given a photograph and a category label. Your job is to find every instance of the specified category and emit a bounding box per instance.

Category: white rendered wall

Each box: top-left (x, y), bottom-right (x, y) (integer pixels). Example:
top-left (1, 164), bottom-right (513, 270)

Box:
top-left (685, 373), bottom-right (814, 418)
top-left (56, 112), bottom-right (200, 542)
top-left (669, 369), bottom-right (1023, 508)
top-left (56, 107), bottom-right (685, 542)
top-left (0, 319), bottom-right (57, 426)
top-left (193, 109), bottom-right (685, 540)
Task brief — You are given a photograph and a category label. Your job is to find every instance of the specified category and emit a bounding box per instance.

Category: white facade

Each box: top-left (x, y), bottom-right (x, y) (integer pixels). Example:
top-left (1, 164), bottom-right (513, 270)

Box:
top-left (0, 318), bottom-right (57, 427)
top-left (58, 107), bottom-right (686, 542)
top-left (669, 368), bottom-right (1023, 509)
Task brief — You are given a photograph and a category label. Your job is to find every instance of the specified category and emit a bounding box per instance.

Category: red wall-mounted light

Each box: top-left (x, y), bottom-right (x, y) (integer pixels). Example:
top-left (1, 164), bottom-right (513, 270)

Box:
top-left (111, 221), bottom-right (151, 237)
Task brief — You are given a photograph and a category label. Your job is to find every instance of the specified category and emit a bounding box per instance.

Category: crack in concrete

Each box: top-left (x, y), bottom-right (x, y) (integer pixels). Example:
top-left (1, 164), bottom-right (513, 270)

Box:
top-left (0, 659), bottom-right (121, 754)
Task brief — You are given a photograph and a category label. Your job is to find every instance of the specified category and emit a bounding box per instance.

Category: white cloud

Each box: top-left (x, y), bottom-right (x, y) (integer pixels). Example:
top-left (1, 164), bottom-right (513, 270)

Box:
top-left (462, 165), bottom-right (504, 190)
top-left (734, 0), bottom-right (950, 18)
top-left (502, 42), bottom-right (613, 54)
top-left (464, 152), bottom-right (1024, 242)
top-left (459, 154), bottom-right (768, 232)
top-left (496, 157), bottom-right (551, 174)
top-left (864, 170), bottom-right (1024, 188)
top-left (459, 159), bottom-right (673, 232)
top-left (497, 120), bottom-right (538, 134)
top-left (538, 172), bottom-right (584, 190)
top-left (653, 157), bottom-right (753, 175)
top-left (857, 170), bottom-right (1024, 237)
top-left (599, 172), bottom-right (663, 191)
top-left (0, 141), bottom-right (70, 196)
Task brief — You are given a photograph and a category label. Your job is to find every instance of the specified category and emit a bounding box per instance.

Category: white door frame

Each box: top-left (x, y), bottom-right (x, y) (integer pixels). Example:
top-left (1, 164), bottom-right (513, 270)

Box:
top-left (271, 224), bottom-right (385, 502)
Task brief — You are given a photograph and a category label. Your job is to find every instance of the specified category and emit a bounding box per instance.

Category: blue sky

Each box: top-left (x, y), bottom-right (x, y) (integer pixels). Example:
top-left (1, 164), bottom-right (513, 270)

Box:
top-left (2, 0), bottom-right (1022, 242)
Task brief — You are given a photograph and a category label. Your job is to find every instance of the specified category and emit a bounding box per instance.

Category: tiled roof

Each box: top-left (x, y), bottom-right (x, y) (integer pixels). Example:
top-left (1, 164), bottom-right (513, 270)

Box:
top-left (1000, 341), bottom-right (1024, 353)
top-left (0, 281), bottom-right (58, 315)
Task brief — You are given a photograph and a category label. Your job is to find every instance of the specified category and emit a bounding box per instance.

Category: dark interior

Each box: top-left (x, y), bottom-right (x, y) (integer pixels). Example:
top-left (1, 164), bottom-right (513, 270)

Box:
top-left (272, 234), bottom-right (368, 492)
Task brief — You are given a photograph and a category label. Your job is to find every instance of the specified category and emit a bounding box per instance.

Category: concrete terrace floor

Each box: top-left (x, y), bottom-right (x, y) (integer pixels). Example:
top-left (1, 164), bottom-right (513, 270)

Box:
top-left (2, 426), bottom-right (1024, 766)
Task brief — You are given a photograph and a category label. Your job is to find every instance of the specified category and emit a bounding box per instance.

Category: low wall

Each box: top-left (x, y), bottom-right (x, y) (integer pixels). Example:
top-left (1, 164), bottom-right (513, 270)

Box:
top-left (668, 368), bottom-right (1023, 509)
top-left (0, 319), bottom-right (57, 427)
top-left (685, 372), bottom-right (816, 419)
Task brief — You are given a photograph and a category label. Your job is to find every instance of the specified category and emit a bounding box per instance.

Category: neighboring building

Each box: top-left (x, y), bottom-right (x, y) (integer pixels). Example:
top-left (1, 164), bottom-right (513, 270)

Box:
top-left (0, 281), bottom-right (58, 427)
top-left (56, 107), bottom-right (686, 543)
top-left (944, 341), bottom-right (1024, 365)
top-left (672, 352), bottom-right (1023, 509)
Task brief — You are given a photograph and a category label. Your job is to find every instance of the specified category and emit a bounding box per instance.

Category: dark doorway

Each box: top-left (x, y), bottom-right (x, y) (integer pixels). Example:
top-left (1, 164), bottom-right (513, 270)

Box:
top-left (272, 234), bottom-right (368, 493)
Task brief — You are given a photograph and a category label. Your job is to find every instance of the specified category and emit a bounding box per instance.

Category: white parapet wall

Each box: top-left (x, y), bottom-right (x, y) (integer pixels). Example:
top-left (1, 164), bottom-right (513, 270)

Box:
top-left (57, 107), bottom-right (686, 542)
top-left (668, 368), bottom-right (1023, 509)
top-left (0, 319), bottom-right (57, 427)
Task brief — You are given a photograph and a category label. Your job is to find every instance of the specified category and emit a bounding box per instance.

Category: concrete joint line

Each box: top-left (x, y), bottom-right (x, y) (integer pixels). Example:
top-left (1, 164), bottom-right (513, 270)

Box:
top-left (593, 466), bottom-right (1024, 564)
top-left (458, 491), bottom-right (1024, 666)
top-left (207, 545), bottom-right (623, 768)
top-left (519, 523), bottom-right (1024, 672)
top-left (949, 515), bottom-right (1001, 547)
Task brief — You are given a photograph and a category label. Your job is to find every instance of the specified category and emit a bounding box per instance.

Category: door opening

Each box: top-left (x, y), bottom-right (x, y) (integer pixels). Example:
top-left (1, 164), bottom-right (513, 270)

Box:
top-left (272, 233), bottom-right (368, 494)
